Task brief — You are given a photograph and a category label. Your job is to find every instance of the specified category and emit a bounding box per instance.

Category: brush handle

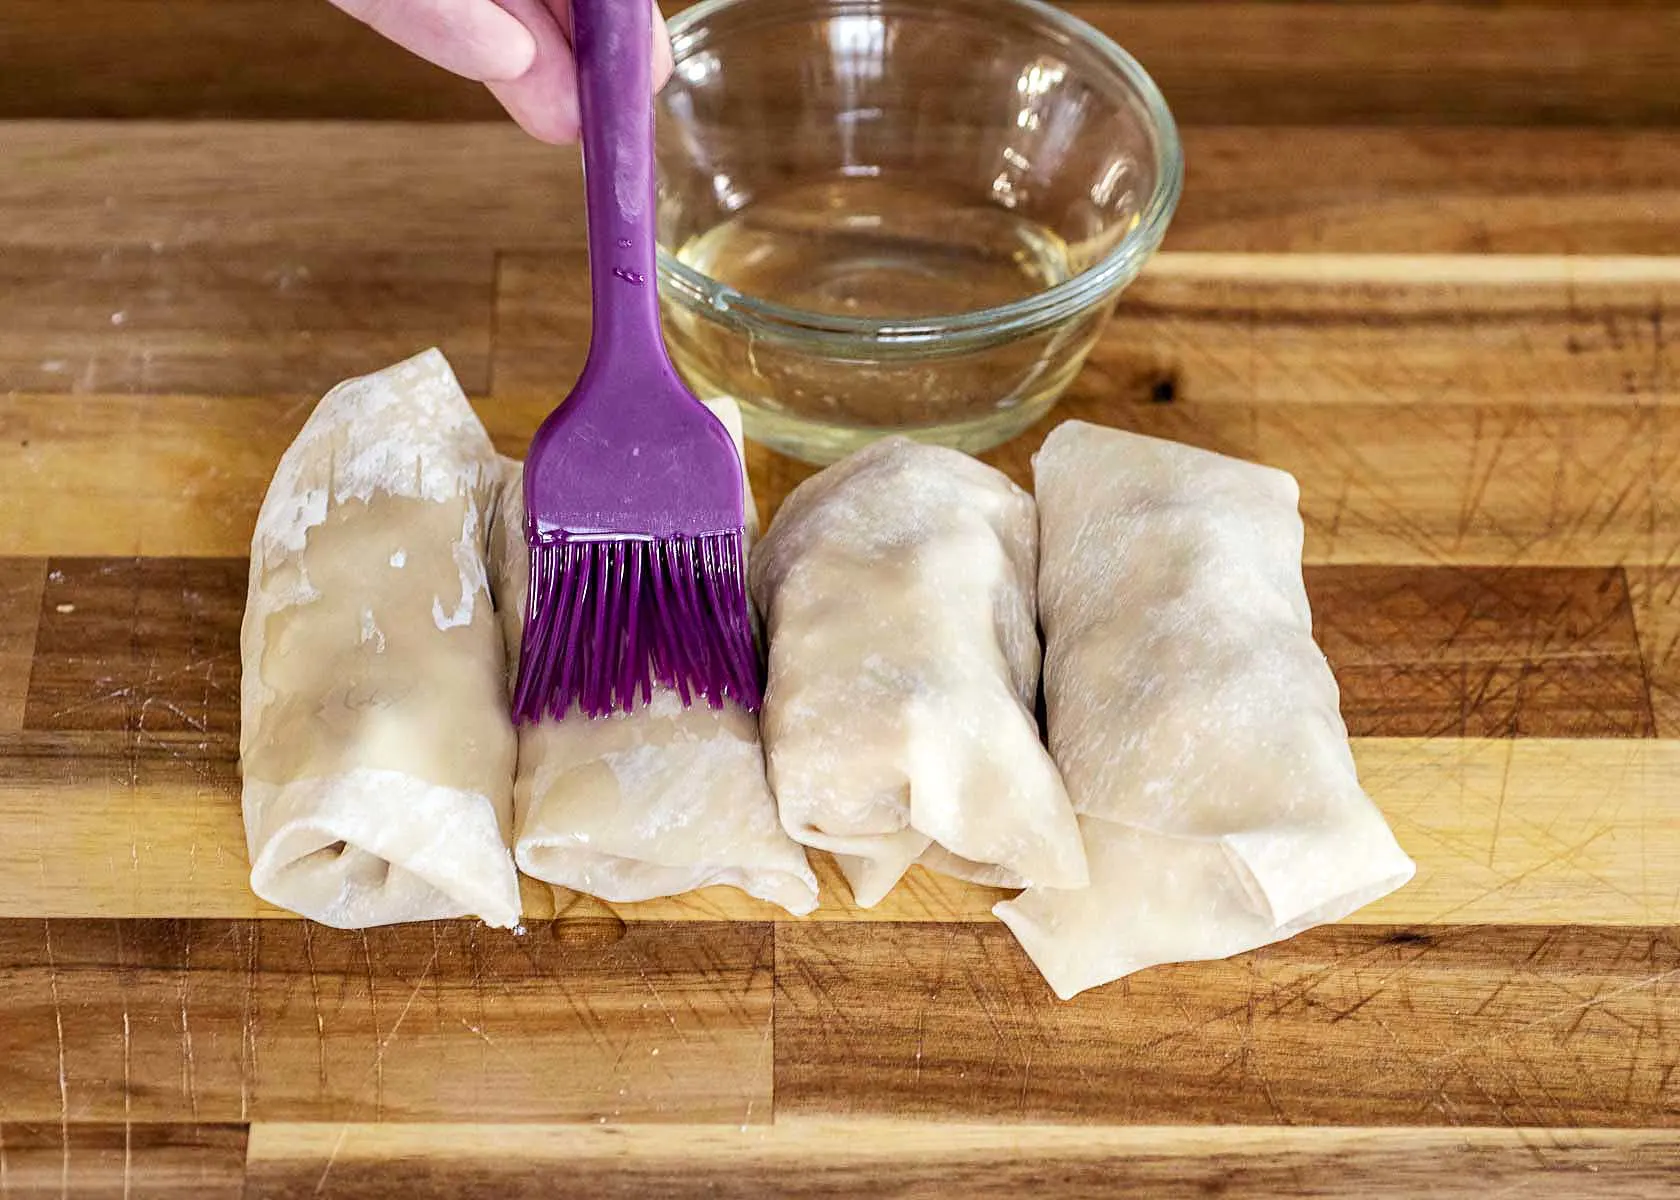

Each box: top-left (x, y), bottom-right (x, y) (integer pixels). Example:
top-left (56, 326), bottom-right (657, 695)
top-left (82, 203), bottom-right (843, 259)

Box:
top-left (570, 0), bottom-right (669, 374)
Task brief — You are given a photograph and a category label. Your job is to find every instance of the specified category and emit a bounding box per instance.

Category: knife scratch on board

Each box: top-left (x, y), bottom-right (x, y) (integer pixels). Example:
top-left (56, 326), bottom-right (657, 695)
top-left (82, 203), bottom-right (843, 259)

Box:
top-left (179, 930), bottom-right (199, 1119)
top-left (41, 921), bottom-right (70, 1199)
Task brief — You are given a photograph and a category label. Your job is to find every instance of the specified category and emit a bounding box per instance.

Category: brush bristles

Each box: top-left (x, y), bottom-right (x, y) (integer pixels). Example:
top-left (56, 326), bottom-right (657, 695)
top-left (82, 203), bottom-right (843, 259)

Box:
top-left (512, 532), bottom-right (762, 722)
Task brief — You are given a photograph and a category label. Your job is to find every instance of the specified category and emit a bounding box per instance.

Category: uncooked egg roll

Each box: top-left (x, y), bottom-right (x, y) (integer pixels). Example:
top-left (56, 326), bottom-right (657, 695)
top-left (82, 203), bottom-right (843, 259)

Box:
top-left (750, 437), bottom-right (1087, 907)
top-left (240, 349), bottom-right (520, 928)
top-left (994, 421), bottom-right (1414, 998)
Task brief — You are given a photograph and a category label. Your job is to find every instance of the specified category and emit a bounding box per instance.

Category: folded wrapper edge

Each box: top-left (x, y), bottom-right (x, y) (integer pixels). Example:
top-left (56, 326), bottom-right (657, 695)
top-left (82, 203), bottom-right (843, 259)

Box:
top-left (245, 769), bottom-right (523, 930)
top-left (993, 814), bottom-right (1416, 1001)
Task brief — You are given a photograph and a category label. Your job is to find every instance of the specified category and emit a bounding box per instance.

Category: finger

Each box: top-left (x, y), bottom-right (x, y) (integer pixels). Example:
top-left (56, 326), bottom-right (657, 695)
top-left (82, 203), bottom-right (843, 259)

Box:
top-left (486, 0), bottom-right (676, 145)
top-left (330, 0), bottom-right (537, 82)
top-left (486, 0), bottom-right (582, 144)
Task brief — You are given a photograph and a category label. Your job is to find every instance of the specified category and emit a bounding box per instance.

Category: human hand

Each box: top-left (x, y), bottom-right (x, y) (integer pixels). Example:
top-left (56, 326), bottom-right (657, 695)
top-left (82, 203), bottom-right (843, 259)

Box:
top-left (329, 0), bottom-right (674, 143)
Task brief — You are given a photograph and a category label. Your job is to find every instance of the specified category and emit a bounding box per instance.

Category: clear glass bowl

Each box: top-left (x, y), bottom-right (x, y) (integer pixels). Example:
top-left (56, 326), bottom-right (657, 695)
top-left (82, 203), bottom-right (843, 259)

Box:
top-left (654, 0), bottom-right (1182, 464)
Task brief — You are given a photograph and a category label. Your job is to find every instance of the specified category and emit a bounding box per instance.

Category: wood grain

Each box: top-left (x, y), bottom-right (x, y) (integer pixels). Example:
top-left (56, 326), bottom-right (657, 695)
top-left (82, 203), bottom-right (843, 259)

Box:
top-left (0, 1123), bottom-right (246, 1200)
top-left (1627, 567), bottom-right (1680, 738)
top-left (1095, 255), bottom-right (1679, 409)
top-left (1311, 565), bottom-right (1654, 738)
top-left (4, 734), bottom-right (1676, 926)
top-left (3, 125), bottom-right (1678, 255)
top-left (23, 558), bottom-right (245, 735)
top-left (0, 124), bottom-right (580, 252)
top-left (0, 247), bottom-right (494, 397)
top-left (0, 554), bottom-right (1671, 922)
top-left (12, 386), bottom-right (1680, 564)
top-left (492, 253), bottom-right (1680, 566)
top-left (1171, 129), bottom-right (1680, 255)
top-left (240, 1122), bottom-right (1680, 1200)
top-left (10, 556), bottom-right (1654, 743)
top-left (774, 922), bottom-right (1680, 1126)
top-left (489, 253), bottom-right (591, 401)
top-left (984, 391), bottom-right (1680, 569)
top-left (6, 3), bottom-right (1680, 126)
top-left (492, 251), bottom-right (1680, 420)
top-left (0, 919), bottom-right (773, 1124)
top-left (494, 252), bottom-right (1680, 418)
top-left (0, 394), bottom-right (311, 558)
top-left (0, 559), bottom-right (45, 732)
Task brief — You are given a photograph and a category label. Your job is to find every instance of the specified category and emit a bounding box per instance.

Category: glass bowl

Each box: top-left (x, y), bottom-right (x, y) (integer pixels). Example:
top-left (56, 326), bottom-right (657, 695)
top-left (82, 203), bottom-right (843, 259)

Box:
top-left (654, 0), bottom-right (1182, 464)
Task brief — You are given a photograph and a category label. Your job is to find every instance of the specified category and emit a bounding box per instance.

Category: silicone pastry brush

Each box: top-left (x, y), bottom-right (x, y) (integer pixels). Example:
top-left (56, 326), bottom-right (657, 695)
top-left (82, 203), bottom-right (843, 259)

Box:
top-left (512, 0), bottom-right (759, 722)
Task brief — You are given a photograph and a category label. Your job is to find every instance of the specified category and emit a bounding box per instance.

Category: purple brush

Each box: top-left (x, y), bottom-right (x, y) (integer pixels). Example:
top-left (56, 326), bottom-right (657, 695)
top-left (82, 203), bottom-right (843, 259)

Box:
top-left (512, 0), bottom-right (759, 723)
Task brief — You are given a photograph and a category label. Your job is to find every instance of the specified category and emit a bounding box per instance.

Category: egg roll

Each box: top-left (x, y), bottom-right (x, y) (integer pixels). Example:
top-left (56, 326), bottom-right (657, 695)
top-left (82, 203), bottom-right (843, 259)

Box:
top-left (240, 349), bottom-right (520, 928)
top-left (994, 421), bottom-right (1414, 998)
top-left (750, 438), bottom-right (1087, 907)
top-left (491, 401), bottom-right (818, 915)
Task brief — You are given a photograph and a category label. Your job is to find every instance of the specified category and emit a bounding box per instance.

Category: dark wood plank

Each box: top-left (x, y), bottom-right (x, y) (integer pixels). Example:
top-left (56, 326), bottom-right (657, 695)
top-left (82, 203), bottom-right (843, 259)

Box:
top-left (1092, 257), bottom-right (1679, 408)
top-left (5, 125), bottom-right (1679, 256)
top-left (17, 558), bottom-right (1654, 743)
top-left (775, 923), bottom-right (1680, 1126)
top-left (24, 559), bottom-right (245, 736)
top-left (240, 1123), bottom-right (1680, 1200)
top-left (0, 1123), bottom-right (246, 1200)
top-left (0, 559), bottom-right (46, 732)
top-left (0, 919), bottom-right (774, 1123)
top-left (4, 3), bottom-right (1678, 125)
top-left (1070, 3), bottom-right (1680, 126)
top-left (0, 247), bottom-right (495, 397)
top-left (1311, 565), bottom-right (1654, 738)
top-left (0, 1), bottom-right (504, 122)
top-left (1630, 567), bottom-right (1680, 737)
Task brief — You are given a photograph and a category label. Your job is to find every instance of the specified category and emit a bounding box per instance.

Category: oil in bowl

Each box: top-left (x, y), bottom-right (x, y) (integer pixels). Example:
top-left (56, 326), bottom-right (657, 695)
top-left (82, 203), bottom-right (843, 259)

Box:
top-left (675, 177), bottom-right (1076, 321)
top-left (654, 0), bottom-right (1180, 463)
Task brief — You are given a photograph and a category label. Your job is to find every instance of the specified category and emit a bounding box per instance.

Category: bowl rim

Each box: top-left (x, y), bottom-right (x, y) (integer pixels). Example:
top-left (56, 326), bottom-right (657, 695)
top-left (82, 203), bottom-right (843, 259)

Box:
top-left (656, 0), bottom-right (1184, 354)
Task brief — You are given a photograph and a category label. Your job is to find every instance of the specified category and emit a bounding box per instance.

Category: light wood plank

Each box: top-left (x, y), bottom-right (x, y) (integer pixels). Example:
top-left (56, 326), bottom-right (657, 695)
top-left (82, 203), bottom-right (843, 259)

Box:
top-left (0, 247), bottom-right (494, 397)
top-left (0, 393), bottom-right (311, 558)
top-left (8, 386), bottom-right (1679, 564)
top-left (0, 124), bottom-right (580, 252)
top-left (0, 560), bottom-right (45, 732)
top-left (986, 389), bottom-right (1680, 569)
top-left (759, 391), bottom-right (1680, 569)
top-left (3, 736), bottom-right (1676, 925)
top-left (5, 3), bottom-right (1679, 126)
top-left (0, 1123), bottom-right (246, 1200)
top-left (3, 124), bottom-right (1678, 255)
top-left (775, 923), bottom-right (1680, 1125)
top-left (0, 919), bottom-right (773, 1124)
top-left (241, 1122), bottom-right (1680, 1199)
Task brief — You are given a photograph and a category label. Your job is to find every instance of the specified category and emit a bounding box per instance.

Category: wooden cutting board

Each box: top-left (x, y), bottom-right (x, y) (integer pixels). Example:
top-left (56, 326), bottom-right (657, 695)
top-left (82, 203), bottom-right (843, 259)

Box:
top-left (3, 32), bottom-right (1680, 1193)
